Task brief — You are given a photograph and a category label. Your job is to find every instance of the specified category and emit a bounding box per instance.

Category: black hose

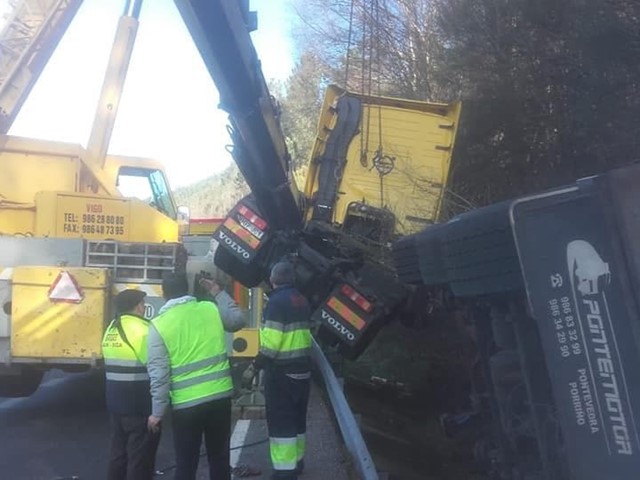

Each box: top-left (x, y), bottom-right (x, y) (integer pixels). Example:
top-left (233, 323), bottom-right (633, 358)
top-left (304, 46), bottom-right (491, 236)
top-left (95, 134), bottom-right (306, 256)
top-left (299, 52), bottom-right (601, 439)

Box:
top-left (154, 437), bottom-right (269, 475)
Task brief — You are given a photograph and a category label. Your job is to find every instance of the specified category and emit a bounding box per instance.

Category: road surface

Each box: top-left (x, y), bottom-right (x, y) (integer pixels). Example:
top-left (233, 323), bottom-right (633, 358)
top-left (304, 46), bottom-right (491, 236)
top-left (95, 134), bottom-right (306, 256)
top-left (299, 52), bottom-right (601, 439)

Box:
top-left (0, 369), bottom-right (351, 480)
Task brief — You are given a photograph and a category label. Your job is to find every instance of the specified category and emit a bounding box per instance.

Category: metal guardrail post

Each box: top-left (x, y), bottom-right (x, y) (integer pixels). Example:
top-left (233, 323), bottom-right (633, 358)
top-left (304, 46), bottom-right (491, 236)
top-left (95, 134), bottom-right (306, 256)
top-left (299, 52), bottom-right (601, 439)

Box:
top-left (310, 338), bottom-right (379, 480)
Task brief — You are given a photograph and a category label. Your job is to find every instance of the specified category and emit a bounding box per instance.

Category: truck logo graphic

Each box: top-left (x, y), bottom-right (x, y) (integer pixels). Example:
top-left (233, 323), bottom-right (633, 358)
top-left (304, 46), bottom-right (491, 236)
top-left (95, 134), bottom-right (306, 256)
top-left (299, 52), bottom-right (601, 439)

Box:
top-left (565, 239), bottom-right (636, 456)
top-left (321, 309), bottom-right (356, 342)
top-left (566, 240), bottom-right (611, 296)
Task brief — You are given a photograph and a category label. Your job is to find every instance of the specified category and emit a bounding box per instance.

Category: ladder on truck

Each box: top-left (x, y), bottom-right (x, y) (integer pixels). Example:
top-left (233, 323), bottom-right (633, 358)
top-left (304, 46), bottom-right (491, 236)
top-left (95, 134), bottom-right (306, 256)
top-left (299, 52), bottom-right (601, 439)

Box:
top-left (0, 0), bottom-right (83, 133)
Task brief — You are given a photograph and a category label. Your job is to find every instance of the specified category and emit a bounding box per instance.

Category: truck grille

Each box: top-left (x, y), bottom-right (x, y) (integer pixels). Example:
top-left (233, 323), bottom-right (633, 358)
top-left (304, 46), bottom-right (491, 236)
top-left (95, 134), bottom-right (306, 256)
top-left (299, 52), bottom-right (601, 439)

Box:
top-left (85, 241), bottom-right (176, 283)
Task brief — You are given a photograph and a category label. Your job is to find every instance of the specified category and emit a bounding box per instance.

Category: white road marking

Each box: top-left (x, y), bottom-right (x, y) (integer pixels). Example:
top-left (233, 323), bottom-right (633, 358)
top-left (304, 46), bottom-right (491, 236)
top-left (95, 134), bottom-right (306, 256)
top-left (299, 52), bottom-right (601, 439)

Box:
top-left (230, 419), bottom-right (251, 467)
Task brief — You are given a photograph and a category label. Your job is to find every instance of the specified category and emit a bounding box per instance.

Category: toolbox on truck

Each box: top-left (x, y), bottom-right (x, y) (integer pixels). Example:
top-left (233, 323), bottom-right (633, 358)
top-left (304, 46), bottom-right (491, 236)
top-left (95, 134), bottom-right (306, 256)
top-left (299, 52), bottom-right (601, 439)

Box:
top-left (511, 164), bottom-right (640, 479)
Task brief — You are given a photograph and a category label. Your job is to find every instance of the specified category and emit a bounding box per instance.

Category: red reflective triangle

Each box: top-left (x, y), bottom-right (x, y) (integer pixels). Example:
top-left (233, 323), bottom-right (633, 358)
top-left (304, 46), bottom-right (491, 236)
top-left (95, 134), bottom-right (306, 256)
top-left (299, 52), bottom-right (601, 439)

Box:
top-left (48, 271), bottom-right (84, 304)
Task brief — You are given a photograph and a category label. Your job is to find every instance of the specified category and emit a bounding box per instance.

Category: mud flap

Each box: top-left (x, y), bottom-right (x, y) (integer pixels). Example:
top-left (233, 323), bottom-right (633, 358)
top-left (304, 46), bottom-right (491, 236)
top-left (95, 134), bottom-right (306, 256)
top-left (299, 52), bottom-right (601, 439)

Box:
top-left (313, 262), bottom-right (408, 359)
top-left (213, 196), bottom-right (270, 288)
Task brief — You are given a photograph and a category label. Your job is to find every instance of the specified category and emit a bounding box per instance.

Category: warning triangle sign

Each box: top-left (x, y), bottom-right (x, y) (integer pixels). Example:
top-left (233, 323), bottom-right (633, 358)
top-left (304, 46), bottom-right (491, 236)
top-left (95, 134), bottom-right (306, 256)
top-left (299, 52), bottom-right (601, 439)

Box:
top-left (48, 271), bottom-right (84, 304)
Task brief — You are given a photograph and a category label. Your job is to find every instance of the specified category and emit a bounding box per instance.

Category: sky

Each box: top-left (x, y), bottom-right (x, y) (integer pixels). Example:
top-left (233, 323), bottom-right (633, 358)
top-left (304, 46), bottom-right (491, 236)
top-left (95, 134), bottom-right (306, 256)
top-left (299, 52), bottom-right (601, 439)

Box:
top-left (3, 0), bottom-right (296, 189)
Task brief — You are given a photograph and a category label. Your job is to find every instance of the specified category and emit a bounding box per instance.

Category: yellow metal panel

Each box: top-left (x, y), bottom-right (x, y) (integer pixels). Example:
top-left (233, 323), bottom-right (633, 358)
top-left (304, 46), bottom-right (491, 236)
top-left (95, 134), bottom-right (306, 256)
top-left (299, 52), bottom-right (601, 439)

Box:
top-left (35, 191), bottom-right (132, 240)
top-left (304, 85), bottom-right (461, 235)
top-left (11, 266), bottom-right (110, 359)
top-left (0, 208), bottom-right (35, 236)
top-left (0, 135), bottom-right (81, 204)
top-left (335, 104), bottom-right (460, 235)
top-left (129, 198), bottom-right (179, 243)
top-left (188, 219), bottom-right (223, 236)
top-left (34, 192), bottom-right (179, 243)
top-left (231, 328), bottom-right (259, 358)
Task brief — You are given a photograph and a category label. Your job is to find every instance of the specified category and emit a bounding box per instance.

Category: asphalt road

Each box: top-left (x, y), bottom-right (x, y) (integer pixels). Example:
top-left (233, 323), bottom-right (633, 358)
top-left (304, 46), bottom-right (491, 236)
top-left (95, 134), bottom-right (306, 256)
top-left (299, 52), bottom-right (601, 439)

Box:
top-left (0, 369), bottom-right (180, 480)
top-left (0, 370), bottom-right (351, 480)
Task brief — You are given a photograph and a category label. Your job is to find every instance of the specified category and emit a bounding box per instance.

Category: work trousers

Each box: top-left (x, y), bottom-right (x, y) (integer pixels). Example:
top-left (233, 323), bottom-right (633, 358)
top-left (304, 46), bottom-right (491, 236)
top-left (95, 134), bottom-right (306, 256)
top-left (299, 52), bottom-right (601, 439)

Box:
top-left (264, 367), bottom-right (311, 479)
top-left (107, 414), bottom-right (160, 480)
top-left (171, 397), bottom-right (232, 480)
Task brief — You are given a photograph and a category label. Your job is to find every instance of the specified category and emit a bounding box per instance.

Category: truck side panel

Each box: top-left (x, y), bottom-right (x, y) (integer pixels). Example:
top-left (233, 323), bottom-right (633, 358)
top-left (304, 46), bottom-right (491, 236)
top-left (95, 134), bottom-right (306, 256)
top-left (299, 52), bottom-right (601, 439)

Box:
top-left (11, 266), bottom-right (110, 362)
top-left (34, 191), bottom-right (179, 243)
top-left (304, 86), bottom-right (461, 236)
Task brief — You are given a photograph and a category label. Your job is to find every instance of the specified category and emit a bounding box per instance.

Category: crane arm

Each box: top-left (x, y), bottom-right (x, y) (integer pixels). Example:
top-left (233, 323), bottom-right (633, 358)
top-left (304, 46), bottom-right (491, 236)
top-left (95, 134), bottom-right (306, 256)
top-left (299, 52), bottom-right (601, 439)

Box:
top-left (0, 0), bottom-right (83, 134)
top-left (84, 0), bottom-right (142, 171)
top-left (173, 0), bottom-right (302, 231)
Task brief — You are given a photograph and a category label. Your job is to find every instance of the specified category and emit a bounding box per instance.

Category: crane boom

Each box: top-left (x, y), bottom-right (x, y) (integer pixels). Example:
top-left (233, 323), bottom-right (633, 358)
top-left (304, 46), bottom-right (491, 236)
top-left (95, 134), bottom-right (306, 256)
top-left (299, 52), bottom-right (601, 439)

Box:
top-left (0, 0), bottom-right (83, 134)
top-left (85, 0), bottom-right (142, 170)
top-left (173, 0), bottom-right (302, 231)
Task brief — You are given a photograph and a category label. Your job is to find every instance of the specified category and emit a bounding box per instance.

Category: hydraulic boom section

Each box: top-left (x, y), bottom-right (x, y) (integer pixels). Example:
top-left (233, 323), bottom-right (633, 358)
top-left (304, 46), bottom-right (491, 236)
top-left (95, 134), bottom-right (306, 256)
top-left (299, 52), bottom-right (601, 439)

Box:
top-left (174, 0), bottom-right (301, 231)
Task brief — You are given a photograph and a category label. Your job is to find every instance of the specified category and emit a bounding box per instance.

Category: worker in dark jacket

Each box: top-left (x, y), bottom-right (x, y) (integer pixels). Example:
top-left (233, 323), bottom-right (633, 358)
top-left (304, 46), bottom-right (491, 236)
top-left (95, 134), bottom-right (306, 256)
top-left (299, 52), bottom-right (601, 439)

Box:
top-left (147, 273), bottom-right (246, 480)
top-left (254, 261), bottom-right (312, 480)
top-left (102, 289), bottom-right (160, 480)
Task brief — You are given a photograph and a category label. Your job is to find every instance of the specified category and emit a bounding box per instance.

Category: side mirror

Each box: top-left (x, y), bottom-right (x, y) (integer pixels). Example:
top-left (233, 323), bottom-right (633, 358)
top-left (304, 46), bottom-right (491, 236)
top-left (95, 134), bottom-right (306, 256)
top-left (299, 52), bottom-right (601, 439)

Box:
top-left (177, 206), bottom-right (190, 235)
top-left (178, 206), bottom-right (190, 222)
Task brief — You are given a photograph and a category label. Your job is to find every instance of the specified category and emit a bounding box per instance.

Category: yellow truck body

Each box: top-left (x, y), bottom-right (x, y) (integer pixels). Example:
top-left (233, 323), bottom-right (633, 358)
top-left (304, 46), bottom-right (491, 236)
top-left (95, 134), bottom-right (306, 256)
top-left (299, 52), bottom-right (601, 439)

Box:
top-left (304, 85), bottom-right (461, 236)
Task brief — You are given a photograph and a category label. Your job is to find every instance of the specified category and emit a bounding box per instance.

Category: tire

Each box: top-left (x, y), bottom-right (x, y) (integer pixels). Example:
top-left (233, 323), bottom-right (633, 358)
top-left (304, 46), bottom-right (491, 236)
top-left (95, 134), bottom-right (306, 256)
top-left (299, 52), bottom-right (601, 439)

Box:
top-left (392, 235), bottom-right (422, 284)
top-left (392, 225), bottom-right (448, 286)
top-left (0, 368), bottom-right (44, 398)
top-left (442, 201), bottom-right (523, 297)
top-left (415, 223), bottom-right (447, 286)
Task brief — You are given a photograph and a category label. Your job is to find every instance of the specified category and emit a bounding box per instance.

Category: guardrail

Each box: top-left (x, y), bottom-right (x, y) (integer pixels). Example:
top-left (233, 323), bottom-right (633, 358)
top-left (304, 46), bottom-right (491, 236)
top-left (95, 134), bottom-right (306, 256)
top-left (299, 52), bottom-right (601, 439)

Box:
top-left (310, 338), bottom-right (379, 480)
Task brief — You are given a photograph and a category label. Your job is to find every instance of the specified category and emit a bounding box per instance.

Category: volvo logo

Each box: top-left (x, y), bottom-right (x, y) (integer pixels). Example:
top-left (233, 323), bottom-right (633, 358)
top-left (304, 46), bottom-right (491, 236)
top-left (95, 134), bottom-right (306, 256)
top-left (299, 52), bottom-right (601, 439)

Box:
top-left (218, 231), bottom-right (251, 260)
top-left (321, 309), bottom-right (355, 341)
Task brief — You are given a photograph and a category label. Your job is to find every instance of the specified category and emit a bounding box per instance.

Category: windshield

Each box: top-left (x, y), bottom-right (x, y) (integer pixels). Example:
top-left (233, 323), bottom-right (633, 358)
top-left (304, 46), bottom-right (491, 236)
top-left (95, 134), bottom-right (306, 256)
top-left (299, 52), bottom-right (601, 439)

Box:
top-left (117, 167), bottom-right (177, 220)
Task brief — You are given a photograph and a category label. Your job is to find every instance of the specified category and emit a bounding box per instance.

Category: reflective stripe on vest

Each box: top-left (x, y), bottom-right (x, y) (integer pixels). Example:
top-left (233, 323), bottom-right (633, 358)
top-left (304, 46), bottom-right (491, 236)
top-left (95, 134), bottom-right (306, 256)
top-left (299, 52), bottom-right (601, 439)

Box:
top-left (102, 315), bottom-right (149, 383)
top-left (152, 300), bottom-right (233, 409)
top-left (259, 320), bottom-right (311, 361)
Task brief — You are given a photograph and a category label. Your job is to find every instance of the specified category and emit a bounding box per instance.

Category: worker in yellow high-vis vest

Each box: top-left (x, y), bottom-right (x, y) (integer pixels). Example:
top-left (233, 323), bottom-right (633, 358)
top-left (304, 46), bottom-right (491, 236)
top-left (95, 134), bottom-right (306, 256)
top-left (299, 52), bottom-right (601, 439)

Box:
top-left (254, 261), bottom-right (312, 480)
top-left (102, 289), bottom-right (160, 480)
top-left (146, 273), bottom-right (246, 480)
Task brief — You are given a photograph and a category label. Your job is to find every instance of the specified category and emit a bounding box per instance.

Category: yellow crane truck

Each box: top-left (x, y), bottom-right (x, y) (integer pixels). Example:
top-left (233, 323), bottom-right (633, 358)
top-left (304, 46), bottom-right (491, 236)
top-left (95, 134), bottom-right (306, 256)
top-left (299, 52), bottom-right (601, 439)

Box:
top-left (0, 0), bottom-right (181, 396)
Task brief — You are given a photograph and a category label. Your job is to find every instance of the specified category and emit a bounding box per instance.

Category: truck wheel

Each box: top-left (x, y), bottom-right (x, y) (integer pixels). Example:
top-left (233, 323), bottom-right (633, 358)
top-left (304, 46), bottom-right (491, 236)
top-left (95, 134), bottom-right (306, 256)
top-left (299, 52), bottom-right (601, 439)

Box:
top-left (415, 223), bottom-right (447, 286)
top-left (442, 201), bottom-right (523, 297)
top-left (0, 368), bottom-right (44, 398)
top-left (393, 224), bottom-right (448, 286)
top-left (392, 235), bottom-right (421, 284)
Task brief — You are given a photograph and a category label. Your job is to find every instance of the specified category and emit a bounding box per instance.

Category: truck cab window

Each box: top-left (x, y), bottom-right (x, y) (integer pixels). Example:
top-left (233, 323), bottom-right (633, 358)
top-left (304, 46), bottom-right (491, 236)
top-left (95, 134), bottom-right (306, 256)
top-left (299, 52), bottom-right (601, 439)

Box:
top-left (117, 167), bottom-right (177, 220)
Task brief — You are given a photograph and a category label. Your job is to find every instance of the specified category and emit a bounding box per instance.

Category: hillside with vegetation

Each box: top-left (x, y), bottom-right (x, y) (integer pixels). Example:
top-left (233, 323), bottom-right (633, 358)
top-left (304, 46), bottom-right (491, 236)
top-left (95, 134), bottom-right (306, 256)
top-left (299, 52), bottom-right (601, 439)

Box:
top-left (173, 163), bottom-right (249, 218)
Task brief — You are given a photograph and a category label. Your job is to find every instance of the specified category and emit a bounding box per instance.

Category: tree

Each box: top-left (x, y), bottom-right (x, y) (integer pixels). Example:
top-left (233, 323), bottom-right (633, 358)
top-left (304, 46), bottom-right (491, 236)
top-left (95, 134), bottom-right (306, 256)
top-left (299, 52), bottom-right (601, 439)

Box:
top-left (435, 0), bottom-right (640, 207)
top-left (277, 51), bottom-right (329, 171)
